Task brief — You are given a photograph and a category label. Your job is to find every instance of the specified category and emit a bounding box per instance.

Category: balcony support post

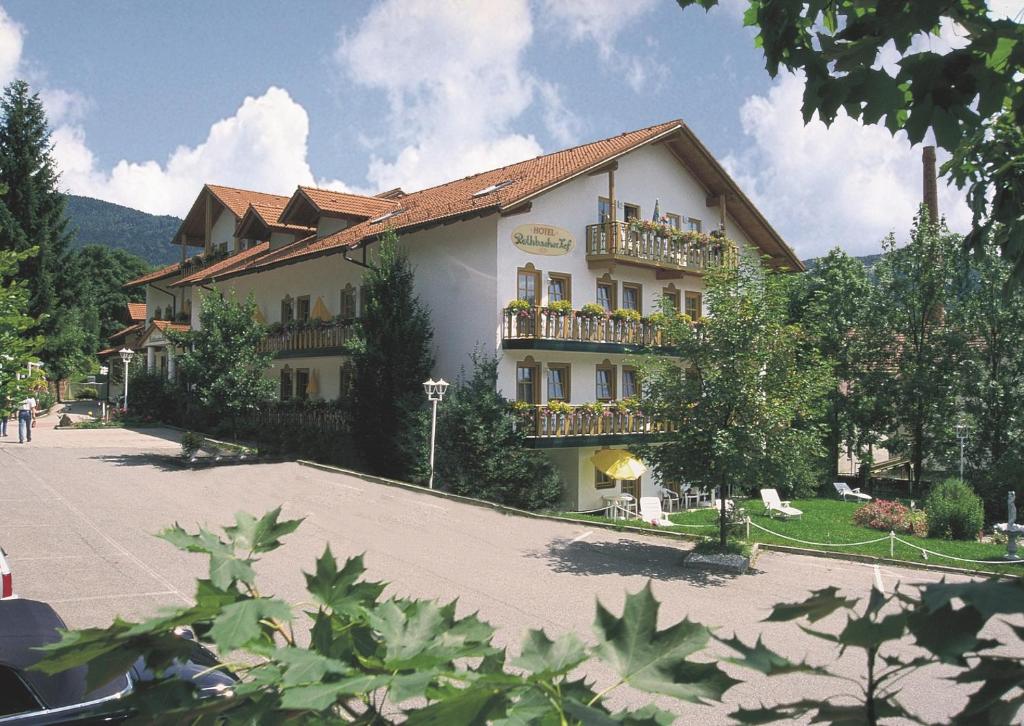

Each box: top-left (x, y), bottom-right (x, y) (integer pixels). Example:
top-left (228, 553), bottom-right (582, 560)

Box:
top-left (204, 192), bottom-right (213, 256)
top-left (608, 168), bottom-right (616, 254)
top-left (718, 193), bottom-right (727, 235)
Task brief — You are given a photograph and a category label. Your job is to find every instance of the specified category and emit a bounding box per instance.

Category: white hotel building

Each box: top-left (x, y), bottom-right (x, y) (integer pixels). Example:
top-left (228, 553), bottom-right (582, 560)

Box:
top-left (127, 120), bottom-right (802, 511)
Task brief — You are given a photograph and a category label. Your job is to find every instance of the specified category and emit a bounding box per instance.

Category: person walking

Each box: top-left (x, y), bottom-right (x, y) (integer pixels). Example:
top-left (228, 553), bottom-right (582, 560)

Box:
top-left (0, 397), bottom-right (9, 437)
top-left (17, 393), bottom-right (36, 443)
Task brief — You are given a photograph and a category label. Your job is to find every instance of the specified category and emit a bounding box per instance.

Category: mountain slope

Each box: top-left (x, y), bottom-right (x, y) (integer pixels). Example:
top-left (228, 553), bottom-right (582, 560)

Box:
top-left (65, 195), bottom-right (182, 265)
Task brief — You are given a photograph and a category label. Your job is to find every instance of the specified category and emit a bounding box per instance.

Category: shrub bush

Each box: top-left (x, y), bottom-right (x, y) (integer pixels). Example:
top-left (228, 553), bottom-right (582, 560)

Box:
top-left (180, 431), bottom-right (205, 460)
top-left (925, 478), bottom-right (985, 540)
top-left (852, 499), bottom-right (928, 537)
top-left (128, 372), bottom-right (185, 425)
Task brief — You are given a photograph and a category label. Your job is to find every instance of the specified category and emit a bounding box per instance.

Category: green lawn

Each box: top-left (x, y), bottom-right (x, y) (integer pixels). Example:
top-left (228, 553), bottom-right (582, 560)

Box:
top-left (558, 499), bottom-right (1023, 577)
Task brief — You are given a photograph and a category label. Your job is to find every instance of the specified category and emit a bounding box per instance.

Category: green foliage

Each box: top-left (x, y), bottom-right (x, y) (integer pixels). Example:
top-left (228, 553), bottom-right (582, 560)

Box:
top-left (0, 244), bottom-right (42, 410)
top-left (171, 291), bottom-right (275, 434)
top-left (34, 510), bottom-right (735, 723)
top-left (546, 298), bottom-right (573, 315)
top-left (578, 302), bottom-right (606, 318)
top-left (638, 246), bottom-right (831, 544)
top-left (34, 508), bottom-right (1024, 723)
top-left (436, 354), bottom-right (563, 510)
top-left (65, 194), bottom-right (182, 265)
top-left (925, 478), bottom-right (985, 541)
top-left (64, 245), bottom-right (149, 340)
top-left (676, 1), bottom-right (1024, 280)
top-left (181, 431), bottom-right (205, 460)
top-left (350, 233), bottom-right (434, 481)
top-left (860, 209), bottom-right (965, 488)
top-left (127, 370), bottom-right (184, 424)
top-left (790, 247), bottom-right (873, 480)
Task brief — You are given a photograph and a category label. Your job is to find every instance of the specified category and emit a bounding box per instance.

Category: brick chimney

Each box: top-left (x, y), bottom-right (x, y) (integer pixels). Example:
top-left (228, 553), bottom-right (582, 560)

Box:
top-left (922, 145), bottom-right (938, 223)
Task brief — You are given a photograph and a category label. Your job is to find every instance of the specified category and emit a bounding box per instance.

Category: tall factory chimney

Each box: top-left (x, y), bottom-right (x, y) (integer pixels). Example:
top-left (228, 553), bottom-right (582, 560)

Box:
top-left (922, 145), bottom-right (939, 223)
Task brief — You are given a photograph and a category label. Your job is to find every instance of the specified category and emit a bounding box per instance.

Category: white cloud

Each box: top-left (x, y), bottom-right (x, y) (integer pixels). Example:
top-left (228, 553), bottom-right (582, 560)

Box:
top-left (539, 0), bottom-right (665, 93)
top-left (53, 87), bottom-right (352, 216)
top-left (337, 0), bottom-right (583, 192)
top-left (0, 5), bottom-right (22, 86)
top-left (725, 72), bottom-right (971, 258)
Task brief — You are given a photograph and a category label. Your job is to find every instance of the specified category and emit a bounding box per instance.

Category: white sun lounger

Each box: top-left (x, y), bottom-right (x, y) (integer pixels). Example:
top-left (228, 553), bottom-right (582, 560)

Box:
top-left (834, 481), bottom-right (872, 501)
top-left (760, 489), bottom-right (803, 519)
top-left (639, 497), bottom-right (674, 527)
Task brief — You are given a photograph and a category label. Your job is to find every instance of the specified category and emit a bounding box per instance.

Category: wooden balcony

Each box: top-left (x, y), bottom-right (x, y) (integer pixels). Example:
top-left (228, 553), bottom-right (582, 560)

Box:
top-left (502, 306), bottom-right (663, 352)
top-left (585, 221), bottom-right (724, 274)
top-left (516, 403), bottom-right (673, 448)
top-left (257, 320), bottom-right (356, 358)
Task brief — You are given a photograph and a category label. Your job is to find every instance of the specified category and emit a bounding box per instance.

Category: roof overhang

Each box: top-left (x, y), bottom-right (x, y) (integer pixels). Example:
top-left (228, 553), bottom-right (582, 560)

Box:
top-left (278, 188), bottom-right (321, 227)
top-left (172, 186), bottom-right (226, 247)
top-left (235, 206), bottom-right (271, 242)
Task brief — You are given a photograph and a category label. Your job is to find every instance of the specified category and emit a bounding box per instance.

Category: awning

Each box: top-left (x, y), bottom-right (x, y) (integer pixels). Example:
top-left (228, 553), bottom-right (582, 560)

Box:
top-left (591, 449), bottom-right (647, 480)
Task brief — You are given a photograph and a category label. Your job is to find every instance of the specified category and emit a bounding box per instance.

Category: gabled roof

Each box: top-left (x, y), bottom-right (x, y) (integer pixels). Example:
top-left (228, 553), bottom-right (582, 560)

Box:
top-left (127, 302), bottom-right (147, 322)
top-left (171, 241), bottom-right (274, 287)
top-left (214, 120), bottom-right (803, 281)
top-left (136, 319), bottom-right (190, 348)
top-left (109, 322), bottom-right (144, 342)
top-left (124, 261), bottom-right (181, 289)
top-left (236, 202), bottom-right (314, 241)
top-left (278, 186), bottom-right (400, 228)
top-left (172, 184), bottom-right (292, 246)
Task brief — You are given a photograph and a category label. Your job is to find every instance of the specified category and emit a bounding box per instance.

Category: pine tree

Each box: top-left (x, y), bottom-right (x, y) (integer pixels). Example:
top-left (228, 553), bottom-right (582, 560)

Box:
top-left (0, 80), bottom-right (70, 319)
top-left (351, 233), bottom-right (435, 481)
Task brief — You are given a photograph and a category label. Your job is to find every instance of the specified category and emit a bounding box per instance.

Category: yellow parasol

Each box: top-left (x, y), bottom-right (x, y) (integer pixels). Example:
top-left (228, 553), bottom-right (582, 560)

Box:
top-left (591, 449), bottom-right (647, 480)
top-left (311, 296), bottom-right (332, 322)
top-left (306, 369), bottom-right (319, 396)
top-left (252, 306), bottom-right (266, 324)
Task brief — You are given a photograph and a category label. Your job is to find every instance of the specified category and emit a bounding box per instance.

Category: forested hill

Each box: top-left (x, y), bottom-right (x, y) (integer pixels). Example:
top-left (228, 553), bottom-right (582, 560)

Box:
top-left (801, 253), bottom-right (882, 272)
top-left (65, 195), bottom-right (182, 265)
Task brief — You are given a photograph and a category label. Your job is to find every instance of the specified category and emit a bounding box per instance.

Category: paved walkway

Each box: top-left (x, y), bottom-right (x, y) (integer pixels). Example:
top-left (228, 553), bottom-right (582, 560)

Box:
top-left (0, 421), bottom-right (1015, 722)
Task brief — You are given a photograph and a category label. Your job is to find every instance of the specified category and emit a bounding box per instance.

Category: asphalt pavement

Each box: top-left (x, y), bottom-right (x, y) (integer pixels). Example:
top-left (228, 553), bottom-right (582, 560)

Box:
top-left (1, 417), bottom-right (1017, 722)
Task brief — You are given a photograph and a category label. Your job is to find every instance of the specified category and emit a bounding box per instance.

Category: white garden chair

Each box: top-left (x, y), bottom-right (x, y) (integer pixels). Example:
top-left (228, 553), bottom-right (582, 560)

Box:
top-left (834, 481), bottom-right (872, 502)
top-left (658, 485), bottom-right (681, 513)
top-left (760, 489), bottom-right (803, 519)
top-left (639, 497), bottom-right (674, 527)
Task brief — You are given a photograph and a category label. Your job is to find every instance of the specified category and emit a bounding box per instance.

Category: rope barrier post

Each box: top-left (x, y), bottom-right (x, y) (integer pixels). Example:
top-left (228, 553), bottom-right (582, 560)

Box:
top-left (890, 530), bottom-right (895, 558)
top-left (745, 515), bottom-right (750, 540)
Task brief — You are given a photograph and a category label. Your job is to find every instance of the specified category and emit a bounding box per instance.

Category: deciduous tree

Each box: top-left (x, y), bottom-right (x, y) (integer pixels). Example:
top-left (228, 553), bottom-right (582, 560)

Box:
top-left (639, 246), bottom-right (831, 545)
top-left (677, 1), bottom-right (1024, 281)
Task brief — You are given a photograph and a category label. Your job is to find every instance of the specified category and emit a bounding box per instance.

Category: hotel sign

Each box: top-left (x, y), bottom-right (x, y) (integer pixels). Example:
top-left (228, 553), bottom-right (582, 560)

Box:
top-left (512, 223), bottom-right (575, 256)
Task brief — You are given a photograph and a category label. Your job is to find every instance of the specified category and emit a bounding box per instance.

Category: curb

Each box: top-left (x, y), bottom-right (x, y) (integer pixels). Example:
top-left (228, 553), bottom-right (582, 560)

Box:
top-left (296, 460), bottom-right (706, 545)
top-left (297, 460), bottom-right (1017, 581)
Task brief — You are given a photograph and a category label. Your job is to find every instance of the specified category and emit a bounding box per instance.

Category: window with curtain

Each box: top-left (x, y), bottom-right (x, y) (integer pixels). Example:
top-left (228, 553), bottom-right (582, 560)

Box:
top-left (547, 365), bottom-right (569, 401)
top-left (516, 363), bottom-right (537, 403)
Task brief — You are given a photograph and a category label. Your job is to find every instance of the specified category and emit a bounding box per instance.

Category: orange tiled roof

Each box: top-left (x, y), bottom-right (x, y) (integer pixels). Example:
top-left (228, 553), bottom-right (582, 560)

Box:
top-left (171, 242), bottom-right (274, 287)
top-left (248, 202), bottom-right (314, 234)
top-left (152, 320), bottom-right (190, 333)
top-left (127, 302), bottom-right (147, 322)
top-left (124, 261), bottom-right (181, 288)
top-left (207, 185), bottom-right (291, 220)
top-left (226, 121), bottom-right (685, 278)
top-left (97, 346), bottom-right (121, 358)
top-left (297, 186), bottom-right (399, 219)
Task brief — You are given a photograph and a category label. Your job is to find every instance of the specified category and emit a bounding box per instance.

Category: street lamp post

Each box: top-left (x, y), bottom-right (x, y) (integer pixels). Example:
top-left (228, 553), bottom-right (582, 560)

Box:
top-left (119, 348), bottom-right (135, 410)
top-left (955, 422), bottom-right (968, 482)
top-left (423, 378), bottom-right (449, 490)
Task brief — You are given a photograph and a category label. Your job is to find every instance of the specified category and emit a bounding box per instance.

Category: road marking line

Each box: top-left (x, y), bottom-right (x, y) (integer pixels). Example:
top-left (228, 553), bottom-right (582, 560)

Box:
top-left (570, 531), bottom-right (593, 543)
top-left (5, 455), bottom-right (191, 605)
top-left (44, 590), bottom-right (178, 605)
top-left (873, 565), bottom-right (885, 593)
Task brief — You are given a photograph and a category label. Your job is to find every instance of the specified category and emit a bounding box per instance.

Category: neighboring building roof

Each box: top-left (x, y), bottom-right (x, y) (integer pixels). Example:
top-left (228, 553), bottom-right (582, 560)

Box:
top-left (152, 320), bottom-right (189, 333)
top-left (109, 322), bottom-right (144, 342)
top-left (278, 186), bottom-right (400, 228)
top-left (127, 302), bottom-right (147, 322)
top-left (171, 241), bottom-right (274, 287)
top-left (124, 261), bottom-right (181, 288)
top-left (97, 346), bottom-right (121, 358)
top-left (215, 120), bottom-right (802, 280)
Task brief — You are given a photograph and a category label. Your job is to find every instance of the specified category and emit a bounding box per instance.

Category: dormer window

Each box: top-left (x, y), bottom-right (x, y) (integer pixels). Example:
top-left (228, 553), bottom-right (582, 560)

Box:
top-left (369, 208), bottom-right (403, 225)
top-left (472, 180), bottom-right (513, 197)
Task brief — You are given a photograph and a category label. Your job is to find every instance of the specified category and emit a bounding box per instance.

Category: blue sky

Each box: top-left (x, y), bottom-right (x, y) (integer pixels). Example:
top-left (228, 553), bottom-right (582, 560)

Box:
top-left (2, 0), bottom-right (1015, 257)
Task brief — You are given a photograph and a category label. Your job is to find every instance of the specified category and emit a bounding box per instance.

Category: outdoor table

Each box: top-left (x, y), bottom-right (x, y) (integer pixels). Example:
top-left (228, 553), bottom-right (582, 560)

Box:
top-left (602, 493), bottom-right (636, 520)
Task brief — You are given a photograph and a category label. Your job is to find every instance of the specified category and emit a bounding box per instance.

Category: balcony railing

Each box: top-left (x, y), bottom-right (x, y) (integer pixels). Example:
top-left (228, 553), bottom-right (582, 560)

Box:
top-left (257, 320), bottom-right (356, 356)
top-left (516, 403), bottom-right (673, 439)
top-left (502, 307), bottom-right (662, 347)
top-left (585, 221), bottom-right (724, 272)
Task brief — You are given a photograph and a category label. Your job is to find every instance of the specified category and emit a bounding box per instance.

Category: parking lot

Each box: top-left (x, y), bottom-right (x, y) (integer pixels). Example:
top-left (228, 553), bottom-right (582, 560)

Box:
top-left (1, 420), bottom-right (1012, 722)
